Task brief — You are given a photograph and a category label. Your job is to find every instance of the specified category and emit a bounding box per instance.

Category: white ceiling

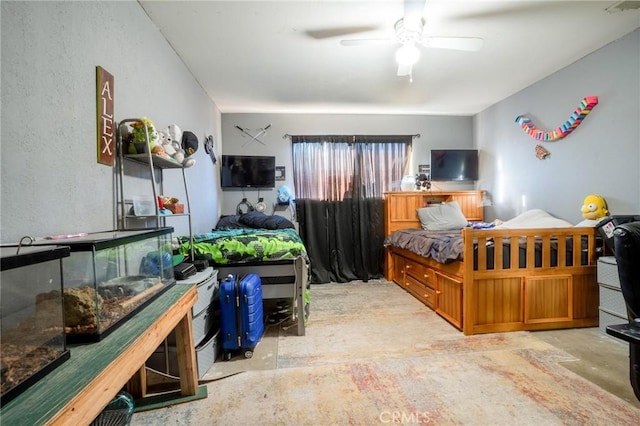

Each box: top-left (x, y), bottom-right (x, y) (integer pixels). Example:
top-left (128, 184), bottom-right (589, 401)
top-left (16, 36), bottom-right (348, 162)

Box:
top-left (140, 0), bottom-right (640, 115)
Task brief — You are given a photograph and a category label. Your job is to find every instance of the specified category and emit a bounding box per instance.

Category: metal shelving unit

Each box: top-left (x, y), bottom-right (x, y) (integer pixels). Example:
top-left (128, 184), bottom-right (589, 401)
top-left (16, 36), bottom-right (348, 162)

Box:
top-left (116, 118), bottom-right (194, 260)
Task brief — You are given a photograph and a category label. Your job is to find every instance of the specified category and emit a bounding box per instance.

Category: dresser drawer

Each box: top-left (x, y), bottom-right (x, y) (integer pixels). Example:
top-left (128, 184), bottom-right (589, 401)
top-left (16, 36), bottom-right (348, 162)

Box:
top-left (177, 267), bottom-right (219, 314)
top-left (597, 257), bottom-right (620, 289)
top-left (405, 274), bottom-right (436, 309)
top-left (392, 253), bottom-right (406, 286)
top-left (599, 284), bottom-right (627, 319)
top-left (192, 306), bottom-right (215, 346)
top-left (404, 260), bottom-right (434, 288)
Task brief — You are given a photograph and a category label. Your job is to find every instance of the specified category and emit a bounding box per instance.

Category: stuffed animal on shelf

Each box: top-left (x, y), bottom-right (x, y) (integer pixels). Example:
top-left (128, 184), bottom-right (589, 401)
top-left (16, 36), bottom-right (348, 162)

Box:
top-left (158, 125), bottom-right (194, 167)
top-left (128, 117), bottom-right (161, 155)
top-left (180, 131), bottom-right (198, 168)
top-left (576, 194), bottom-right (609, 227)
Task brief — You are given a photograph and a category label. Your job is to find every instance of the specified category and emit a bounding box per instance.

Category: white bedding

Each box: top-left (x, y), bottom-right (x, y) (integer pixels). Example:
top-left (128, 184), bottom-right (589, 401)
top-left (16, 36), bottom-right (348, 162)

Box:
top-left (494, 209), bottom-right (574, 229)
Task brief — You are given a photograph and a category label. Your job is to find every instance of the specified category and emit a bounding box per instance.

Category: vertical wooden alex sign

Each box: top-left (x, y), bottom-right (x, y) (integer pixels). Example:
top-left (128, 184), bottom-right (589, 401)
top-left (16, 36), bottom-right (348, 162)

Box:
top-left (97, 66), bottom-right (115, 166)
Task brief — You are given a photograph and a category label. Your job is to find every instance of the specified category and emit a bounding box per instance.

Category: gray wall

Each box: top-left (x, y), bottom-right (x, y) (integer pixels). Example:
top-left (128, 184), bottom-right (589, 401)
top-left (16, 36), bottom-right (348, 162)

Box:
top-left (1, 1), bottom-right (222, 242)
top-left (221, 31), bottom-right (639, 225)
top-left (475, 29), bottom-right (640, 224)
top-left (2, 2), bottom-right (636, 241)
top-left (220, 113), bottom-right (475, 215)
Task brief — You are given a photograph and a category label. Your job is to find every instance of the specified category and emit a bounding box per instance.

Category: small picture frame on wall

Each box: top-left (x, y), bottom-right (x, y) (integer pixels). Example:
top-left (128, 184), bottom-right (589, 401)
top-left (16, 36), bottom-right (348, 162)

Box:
top-left (275, 166), bottom-right (286, 180)
top-left (418, 164), bottom-right (430, 174)
top-left (418, 164), bottom-right (430, 178)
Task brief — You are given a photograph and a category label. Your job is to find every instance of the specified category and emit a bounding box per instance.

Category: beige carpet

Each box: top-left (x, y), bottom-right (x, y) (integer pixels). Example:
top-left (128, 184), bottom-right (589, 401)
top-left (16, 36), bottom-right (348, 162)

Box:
top-left (131, 279), bottom-right (640, 425)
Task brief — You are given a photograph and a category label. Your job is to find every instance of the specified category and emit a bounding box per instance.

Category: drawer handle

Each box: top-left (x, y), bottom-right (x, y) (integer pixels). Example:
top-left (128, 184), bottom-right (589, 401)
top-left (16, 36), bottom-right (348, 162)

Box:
top-left (406, 265), bottom-right (412, 269)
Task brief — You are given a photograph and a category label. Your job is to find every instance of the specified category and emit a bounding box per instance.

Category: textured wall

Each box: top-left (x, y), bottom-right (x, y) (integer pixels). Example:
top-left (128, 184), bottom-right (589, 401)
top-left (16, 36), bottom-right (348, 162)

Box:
top-left (475, 29), bottom-right (640, 224)
top-left (1, 1), bottom-right (221, 242)
top-left (220, 113), bottom-right (475, 215)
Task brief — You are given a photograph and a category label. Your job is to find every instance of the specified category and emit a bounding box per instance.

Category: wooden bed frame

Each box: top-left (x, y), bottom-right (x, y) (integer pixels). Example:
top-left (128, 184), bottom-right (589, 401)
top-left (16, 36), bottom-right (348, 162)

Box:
top-left (216, 256), bottom-right (308, 336)
top-left (384, 191), bottom-right (599, 335)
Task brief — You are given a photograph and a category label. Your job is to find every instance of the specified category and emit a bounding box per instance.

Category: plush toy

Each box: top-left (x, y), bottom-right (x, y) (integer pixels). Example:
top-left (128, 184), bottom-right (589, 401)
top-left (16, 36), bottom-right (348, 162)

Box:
top-left (158, 128), bottom-right (180, 159)
top-left (180, 131), bottom-right (198, 168)
top-left (128, 117), bottom-right (161, 155)
top-left (158, 125), bottom-right (195, 167)
top-left (576, 194), bottom-right (609, 227)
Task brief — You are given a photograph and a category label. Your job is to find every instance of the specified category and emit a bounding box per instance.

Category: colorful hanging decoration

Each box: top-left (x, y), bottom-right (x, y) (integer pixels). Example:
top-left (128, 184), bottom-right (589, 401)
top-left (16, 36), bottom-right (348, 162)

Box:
top-left (515, 96), bottom-right (599, 141)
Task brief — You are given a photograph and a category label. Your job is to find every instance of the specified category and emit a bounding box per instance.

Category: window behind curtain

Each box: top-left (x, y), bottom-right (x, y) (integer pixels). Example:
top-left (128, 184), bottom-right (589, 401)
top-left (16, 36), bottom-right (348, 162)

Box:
top-left (291, 135), bottom-right (412, 201)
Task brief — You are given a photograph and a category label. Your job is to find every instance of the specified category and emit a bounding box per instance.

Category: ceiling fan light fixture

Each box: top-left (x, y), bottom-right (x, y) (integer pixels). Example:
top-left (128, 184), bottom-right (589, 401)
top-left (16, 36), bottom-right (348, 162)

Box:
top-left (396, 44), bottom-right (420, 66)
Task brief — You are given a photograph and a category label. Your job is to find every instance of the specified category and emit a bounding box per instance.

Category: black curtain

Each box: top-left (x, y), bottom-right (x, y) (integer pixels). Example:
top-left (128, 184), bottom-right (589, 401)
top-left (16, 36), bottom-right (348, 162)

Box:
top-left (296, 197), bottom-right (385, 284)
top-left (292, 134), bottom-right (410, 284)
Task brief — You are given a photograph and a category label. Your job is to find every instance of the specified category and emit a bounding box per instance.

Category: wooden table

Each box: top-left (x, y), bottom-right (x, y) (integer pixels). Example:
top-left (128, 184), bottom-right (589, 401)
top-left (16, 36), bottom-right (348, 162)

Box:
top-left (0, 284), bottom-right (202, 425)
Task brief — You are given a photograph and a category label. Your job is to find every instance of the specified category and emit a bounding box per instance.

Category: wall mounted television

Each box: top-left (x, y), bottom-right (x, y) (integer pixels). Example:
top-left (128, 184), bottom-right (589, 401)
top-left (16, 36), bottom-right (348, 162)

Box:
top-left (430, 149), bottom-right (479, 182)
top-left (220, 155), bottom-right (276, 189)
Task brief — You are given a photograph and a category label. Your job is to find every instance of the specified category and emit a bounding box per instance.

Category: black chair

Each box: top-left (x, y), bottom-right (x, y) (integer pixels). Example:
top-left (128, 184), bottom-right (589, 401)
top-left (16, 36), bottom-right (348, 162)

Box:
top-left (606, 221), bottom-right (640, 401)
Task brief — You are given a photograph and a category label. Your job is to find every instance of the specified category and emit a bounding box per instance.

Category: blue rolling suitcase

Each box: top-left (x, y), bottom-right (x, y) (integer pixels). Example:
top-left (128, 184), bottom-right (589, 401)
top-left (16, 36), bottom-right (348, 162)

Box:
top-left (219, 273), bottom-right (264, 360)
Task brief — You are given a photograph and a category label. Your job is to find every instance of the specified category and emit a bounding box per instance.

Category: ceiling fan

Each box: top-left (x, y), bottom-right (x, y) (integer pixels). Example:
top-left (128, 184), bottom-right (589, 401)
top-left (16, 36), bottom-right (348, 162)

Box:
top-left (339, 0), bottom-right (483, 81)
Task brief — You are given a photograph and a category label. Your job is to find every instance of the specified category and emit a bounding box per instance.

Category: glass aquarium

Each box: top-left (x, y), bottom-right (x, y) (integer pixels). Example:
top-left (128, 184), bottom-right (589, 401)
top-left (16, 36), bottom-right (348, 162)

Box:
top-left (25, 228), bottom-right (175, 342)
top-left (1, 245), bottom-right (71, 404)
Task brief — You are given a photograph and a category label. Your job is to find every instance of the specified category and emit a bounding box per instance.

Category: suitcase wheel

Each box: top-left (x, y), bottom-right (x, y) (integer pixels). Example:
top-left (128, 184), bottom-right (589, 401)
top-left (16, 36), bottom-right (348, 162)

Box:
top-left (244, 350), bottom-right (253, 359)
top-left (224, 352), bottom-right (232, 361)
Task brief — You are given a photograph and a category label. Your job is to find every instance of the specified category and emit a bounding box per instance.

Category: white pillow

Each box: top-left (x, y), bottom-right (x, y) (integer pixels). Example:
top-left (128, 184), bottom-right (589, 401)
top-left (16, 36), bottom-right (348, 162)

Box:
top-left (417, 201), bottom-right (469, 231)
top-left (494, 209), bottom-right (573, 229)
top-left (575, 218), bottom-right (600, 227)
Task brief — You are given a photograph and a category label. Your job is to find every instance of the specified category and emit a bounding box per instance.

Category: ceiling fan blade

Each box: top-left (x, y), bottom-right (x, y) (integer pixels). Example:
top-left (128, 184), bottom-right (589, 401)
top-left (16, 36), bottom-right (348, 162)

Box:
top-left (304, 25), bottom-right (379, 40)
top-left (397, 64), bottom-right (412, 77)
top-left (403, 0), bottom-right (426, 31)
top-left (340, 38), bottom-right (396, 47)
top-left (422, 36), bottom-right (483, 51)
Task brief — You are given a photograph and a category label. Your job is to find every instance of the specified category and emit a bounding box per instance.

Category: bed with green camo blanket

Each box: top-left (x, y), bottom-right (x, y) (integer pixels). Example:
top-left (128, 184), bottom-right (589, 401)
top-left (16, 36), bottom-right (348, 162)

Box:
top-left (178, 227), bottom-right (310, 336)
top-left (179, 228), bottom-right (307, 265)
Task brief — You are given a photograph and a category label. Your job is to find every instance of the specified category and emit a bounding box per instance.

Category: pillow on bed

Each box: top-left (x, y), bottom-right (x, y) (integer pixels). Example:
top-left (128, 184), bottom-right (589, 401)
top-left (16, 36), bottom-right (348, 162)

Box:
top-left (239, 211), bottom-right (271, 229)
top-left (239, 211), bottom-right (295, 230)
top-left (263, 215), bottom-right (295, 230)
top-left (417, 201), bottom-right (469, 231)
top-left (493, 209), bottom-right (573, 229)
top-left (215, 214), bottom-right (244, 229)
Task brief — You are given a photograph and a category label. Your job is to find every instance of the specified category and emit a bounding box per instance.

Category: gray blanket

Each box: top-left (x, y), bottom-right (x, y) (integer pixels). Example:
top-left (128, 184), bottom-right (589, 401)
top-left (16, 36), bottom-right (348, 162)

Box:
top-left (384, 228), bottom-right (464, 264)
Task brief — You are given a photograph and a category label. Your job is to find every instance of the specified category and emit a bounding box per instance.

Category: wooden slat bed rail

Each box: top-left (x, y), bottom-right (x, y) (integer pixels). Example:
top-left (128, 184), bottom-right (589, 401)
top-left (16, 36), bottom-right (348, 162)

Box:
top-left (461, 226), bottom-right (598, 335)
top-left (462, 227), bottom-right (598, 272)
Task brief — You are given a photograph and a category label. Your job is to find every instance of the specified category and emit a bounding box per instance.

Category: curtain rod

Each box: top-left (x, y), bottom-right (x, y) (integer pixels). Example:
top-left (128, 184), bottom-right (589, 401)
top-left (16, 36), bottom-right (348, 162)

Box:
top-left (283, 133), bottom-right (421, 139)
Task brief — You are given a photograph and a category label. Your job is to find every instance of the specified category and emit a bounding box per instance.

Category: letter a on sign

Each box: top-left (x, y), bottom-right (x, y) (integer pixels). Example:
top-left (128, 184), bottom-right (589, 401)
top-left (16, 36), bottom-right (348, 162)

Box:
top-left (97, 66), bottom-right (115, 166)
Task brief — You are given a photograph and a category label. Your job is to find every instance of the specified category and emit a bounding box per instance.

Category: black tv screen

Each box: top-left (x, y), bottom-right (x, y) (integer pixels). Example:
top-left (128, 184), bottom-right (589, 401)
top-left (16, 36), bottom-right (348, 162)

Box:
top-left (220, 155), bottom-right (276, 188)
top-left (430, 149), bottom-right (479, 181)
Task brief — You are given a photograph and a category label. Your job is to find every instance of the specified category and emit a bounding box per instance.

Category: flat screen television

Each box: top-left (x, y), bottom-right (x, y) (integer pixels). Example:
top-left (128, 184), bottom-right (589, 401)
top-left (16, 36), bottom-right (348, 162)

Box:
top-left (430, 149), bottom-right (479, 181)
top-left (220, 155), bottom-right (276, 188)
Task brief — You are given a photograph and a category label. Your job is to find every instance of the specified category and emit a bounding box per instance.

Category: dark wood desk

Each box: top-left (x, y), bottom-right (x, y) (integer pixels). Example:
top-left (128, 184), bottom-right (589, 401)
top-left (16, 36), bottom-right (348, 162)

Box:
top-left (0, 284), bottom-right (201, 425)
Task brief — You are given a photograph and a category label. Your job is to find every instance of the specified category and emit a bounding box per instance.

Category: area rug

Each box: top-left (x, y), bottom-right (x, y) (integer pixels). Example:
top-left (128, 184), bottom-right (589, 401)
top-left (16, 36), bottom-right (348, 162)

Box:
top-left (131, 280), bottom-right (640, 425)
